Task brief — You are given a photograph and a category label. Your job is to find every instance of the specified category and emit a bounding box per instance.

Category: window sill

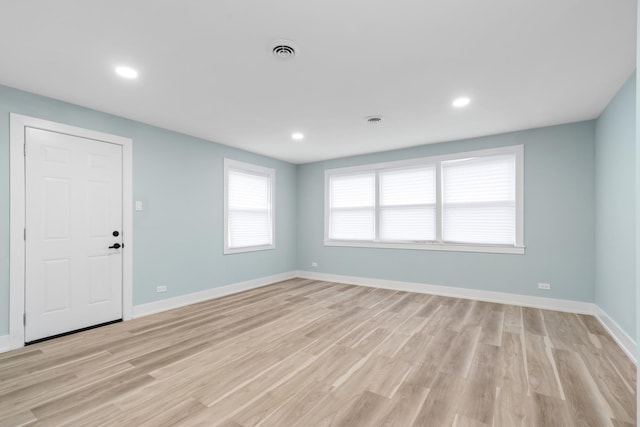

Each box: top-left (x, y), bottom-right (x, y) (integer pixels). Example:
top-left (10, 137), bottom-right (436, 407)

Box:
top-left (324, 240), bottom-right (525, 254)
top-left (224, 244), bottom-right (275, 255)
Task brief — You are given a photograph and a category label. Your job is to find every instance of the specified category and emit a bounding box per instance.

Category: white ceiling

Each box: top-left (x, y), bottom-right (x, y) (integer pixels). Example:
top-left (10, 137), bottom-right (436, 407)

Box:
top-left (0, 1), bottom-right (636, 164)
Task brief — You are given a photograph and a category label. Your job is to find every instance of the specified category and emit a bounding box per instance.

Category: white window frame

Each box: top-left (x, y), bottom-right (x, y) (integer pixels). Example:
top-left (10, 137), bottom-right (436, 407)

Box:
top-left (324, 145), bottom-right (524, 254)
top-left (224, 158), bottom-right (276, 254)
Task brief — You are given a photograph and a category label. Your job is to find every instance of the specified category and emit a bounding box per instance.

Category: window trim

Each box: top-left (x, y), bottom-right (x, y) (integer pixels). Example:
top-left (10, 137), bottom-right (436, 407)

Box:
top-left (224, 158), bottom-right (276, 254)
top-left (324, 145), bottom-right (524, 254)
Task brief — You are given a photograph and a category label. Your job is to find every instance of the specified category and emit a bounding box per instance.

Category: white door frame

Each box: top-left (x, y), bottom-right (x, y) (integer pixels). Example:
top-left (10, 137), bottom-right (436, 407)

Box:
top-left (9, 113), bottom-right (133, 350)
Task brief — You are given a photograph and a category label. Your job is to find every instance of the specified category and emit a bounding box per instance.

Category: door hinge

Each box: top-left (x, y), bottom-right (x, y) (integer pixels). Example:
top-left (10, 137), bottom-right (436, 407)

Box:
top-left (23, 142), bottom-right (26, 157)
top-left (23, 313), bottom-right (26, 326)
top-left (24, 228), bottom-right (26, 240)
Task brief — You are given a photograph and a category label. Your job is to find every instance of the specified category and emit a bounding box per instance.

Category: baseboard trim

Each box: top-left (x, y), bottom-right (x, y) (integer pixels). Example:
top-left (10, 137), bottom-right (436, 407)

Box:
top-left (594, 306), bottom-right (637, 365)
top-left (2, 270), bottom-right (635, 365)
top-left (296, 270), bottom-right (596, 314)
top-left (132, 271), bottom-right (298, 319)
top-left (297, 270), bottom-right (637, 365)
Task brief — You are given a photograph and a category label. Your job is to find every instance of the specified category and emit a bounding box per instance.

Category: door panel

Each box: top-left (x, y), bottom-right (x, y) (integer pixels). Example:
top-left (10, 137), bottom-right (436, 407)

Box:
top-left (43, 178), bottom-right (71, 239)
top-left (88, 255), bottom-right (111, 304)
top-left (43, 259), bottom-right (71, 312)
top-left (25, 127), bottom-right (123, 342)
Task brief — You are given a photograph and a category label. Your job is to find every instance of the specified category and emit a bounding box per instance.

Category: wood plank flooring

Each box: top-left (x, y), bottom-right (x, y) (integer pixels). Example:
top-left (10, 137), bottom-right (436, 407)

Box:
top-left (0, 279), bottom-right (635, 426)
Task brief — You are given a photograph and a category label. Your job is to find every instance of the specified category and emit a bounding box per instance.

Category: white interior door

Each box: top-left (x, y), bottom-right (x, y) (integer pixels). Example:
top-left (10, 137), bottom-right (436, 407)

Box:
top-left (25, 127), bottom-right (124, 342)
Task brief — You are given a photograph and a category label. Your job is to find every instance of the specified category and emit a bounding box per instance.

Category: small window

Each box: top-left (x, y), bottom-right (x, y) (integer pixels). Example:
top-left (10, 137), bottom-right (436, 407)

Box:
top-left (325, 146), bottom-right (524, 254)
top-left (224, 159), bottom-right (275, 254)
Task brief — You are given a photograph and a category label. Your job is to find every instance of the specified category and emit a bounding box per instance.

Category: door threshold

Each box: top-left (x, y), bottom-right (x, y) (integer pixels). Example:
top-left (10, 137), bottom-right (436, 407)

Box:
top-left (25, 319), bottom-right (123, 345)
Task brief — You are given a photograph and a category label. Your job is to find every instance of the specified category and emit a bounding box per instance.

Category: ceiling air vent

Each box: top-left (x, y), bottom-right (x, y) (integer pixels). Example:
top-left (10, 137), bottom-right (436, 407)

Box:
top-left (366, 116), bottom-right (383, 124)
top-left (271, 40), bottom-right (298, 59)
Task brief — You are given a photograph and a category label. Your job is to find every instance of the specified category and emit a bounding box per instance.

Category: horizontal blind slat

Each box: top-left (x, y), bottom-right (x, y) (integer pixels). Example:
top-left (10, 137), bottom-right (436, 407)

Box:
top-left (330, 174), bottom-right (375, 208)
top-left (442, 154), bottom-right (516, 245)
top-left (330, 210), bottom-right (375, 240)
top-left (379, 166), bottom-right (436, 241)
top-left (329, 173), bottom-right (376, 240)
top-left (228, 168), bottom-right (273, 248)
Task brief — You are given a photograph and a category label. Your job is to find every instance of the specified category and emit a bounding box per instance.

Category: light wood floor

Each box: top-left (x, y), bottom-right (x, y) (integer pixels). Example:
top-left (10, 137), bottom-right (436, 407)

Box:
top-left (0, 279), bottom-right (636, 426)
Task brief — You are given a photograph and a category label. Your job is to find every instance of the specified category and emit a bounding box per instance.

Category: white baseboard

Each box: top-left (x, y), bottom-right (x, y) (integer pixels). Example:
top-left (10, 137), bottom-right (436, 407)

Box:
top-left (297, 270), bottom-right (637, 364)
top-left (296, 270), bottom-right (596, 314)
top-left (2, 269), bottom-right (635, 367)
top-left (132, 271), bottom-right (297, 319)
top-left (594, 306), bottom-right (637, 364)
top-left (0, 334), bottom-right (11, 354)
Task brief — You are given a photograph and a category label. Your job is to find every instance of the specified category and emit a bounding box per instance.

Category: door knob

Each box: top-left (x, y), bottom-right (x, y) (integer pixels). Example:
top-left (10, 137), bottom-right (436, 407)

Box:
top-left (109, 243), bottom-right (122, 249)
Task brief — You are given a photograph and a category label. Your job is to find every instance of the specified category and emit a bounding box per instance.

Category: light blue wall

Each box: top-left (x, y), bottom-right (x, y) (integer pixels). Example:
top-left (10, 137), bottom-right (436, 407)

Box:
top-left (0, 84), bottom-right (298, 335)
top-left (297, 122), bottom-right (596, 302)
top-left (595, 73), bottom-right (637, 339)
top-left (1, 80), bottom-right (631, 341)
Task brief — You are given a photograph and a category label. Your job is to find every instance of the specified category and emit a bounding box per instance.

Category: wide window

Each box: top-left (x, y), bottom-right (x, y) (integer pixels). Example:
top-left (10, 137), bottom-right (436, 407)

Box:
top-left (224, 159), bottom-right (275, 254)
top-left (325, 146), bottom-right (524, 254)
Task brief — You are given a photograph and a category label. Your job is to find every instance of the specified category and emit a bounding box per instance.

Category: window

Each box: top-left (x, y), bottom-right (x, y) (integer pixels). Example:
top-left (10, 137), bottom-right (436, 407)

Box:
top-left (328, 173), bottom-right (375, 240)
top-left (224, 159), bottom-right (275, 254)
top-left (325, 146), bottom-right (524, 254)
top-left (441, 155), bottom-right (516, 245)
top-left (379, 166), bottom-right (436, 241)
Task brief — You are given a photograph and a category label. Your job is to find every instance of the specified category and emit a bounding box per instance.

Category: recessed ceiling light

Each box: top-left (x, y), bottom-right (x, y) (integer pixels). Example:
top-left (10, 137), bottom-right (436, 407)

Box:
top-left (452, 97), bottom-right (471, 108)
top-left (115, 66), bottom-right (138, 79)
top-left (291, 132), bottom-right (304, 141)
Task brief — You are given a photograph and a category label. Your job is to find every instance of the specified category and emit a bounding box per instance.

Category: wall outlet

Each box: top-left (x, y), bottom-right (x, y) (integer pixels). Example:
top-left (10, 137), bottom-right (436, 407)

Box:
top-left (538, 282), bottom-right (551, 290)
top-left (156, 285), bottom-right (167, 293)
top-left (311, 262), bottom-right (318, 267)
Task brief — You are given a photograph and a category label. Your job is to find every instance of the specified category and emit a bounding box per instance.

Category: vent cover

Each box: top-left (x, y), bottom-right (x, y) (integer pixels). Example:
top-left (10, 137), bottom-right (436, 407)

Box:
top-left (366, 116), bottom-right (383, 124)
top-left (271, 40), bottom-right (298, 59)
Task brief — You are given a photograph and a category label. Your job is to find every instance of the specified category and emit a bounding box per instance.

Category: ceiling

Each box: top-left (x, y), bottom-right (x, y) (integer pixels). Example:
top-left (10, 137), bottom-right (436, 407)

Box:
top-left (0, 1), bottom-right (636, 164)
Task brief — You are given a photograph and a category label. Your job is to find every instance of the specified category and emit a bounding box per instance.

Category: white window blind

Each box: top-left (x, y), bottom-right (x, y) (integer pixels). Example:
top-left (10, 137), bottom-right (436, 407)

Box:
top-left (225, 160), bottom-right (275, 253)
top-left (379, 166), bottom-right (436, 241)
top-left (441, 154), bottom-right (516, 245)
top-left (329, 173), bottom-right (375, 240)
top-left (324, 146), bottom-right (523, 254)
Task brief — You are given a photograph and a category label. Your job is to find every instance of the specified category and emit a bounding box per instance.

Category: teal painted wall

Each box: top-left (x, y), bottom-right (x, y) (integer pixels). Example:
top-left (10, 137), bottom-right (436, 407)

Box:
top-left (595, 73), bottom-right (637, 339)
top-left (297, 122), bottom-right (596, 302)
top-left (0, 84), bottom-right (298, 335)
top-left (1, 79), bottom-right (632, 343)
